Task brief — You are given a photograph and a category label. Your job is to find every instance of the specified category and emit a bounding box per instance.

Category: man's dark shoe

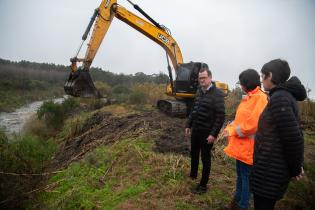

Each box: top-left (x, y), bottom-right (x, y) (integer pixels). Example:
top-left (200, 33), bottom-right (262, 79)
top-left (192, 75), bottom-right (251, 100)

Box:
top-left (191, 184), bottom-right (207, 194)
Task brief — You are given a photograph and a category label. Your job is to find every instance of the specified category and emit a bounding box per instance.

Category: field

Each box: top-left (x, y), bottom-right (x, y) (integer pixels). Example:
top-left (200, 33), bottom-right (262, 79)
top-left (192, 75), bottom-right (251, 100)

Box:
top-left (0, 59), bottom-right (314, 209)
top-left (1, 100), bottom-right (314, 209)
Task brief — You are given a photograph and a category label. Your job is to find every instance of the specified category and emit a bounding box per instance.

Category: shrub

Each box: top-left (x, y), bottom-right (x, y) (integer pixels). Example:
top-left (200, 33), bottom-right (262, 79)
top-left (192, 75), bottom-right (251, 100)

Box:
top-left (299, 99), bottom-right (315, 120)
top-left (0, 128), bottom-right (8, 147)
top-left (37, 97), bottom-right (79, 130)
top-left (94, 81), bottom-right (112, 98)
top-left (0, 132), bottom-right (56, 209)
top-left (130, 83), bottom-right (169, 105)
top-left (0, 135), bottom-right (56, 173)
top-left (112, 85), bottom-right (131, 94)
top-left (62, 97), bottom-right (80, 113)
top-left (225, 87), bottom-right (242, 120)
top-left (129, 90), bottom-right (148, 105)
top-left (23, 115), bottom-right (56, 138)
top-left (37, 101), bottom-right (64, 129)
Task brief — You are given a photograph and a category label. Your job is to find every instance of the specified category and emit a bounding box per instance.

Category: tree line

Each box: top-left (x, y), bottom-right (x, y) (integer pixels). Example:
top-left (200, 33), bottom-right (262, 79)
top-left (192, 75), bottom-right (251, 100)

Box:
top-left (0, 58), bottom-right (170, 87)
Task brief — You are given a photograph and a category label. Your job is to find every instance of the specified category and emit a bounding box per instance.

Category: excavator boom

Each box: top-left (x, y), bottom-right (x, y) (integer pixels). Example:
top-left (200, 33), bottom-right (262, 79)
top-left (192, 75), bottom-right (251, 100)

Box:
top-left (64, 0), bottom-right (183, 98)
top-left (64, 0), bottom-right (229, 116)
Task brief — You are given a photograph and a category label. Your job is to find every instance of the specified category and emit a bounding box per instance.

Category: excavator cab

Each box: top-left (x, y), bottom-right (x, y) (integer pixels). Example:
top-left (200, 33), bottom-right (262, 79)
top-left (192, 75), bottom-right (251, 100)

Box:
top-left (175, 62), bottom-right (229, 96)
top-left (175, 62), bottom-right (201, 94)
top-left (157, 62), bottom-right (203, 117)
top-left (158, 62), bottom-right (229, 117)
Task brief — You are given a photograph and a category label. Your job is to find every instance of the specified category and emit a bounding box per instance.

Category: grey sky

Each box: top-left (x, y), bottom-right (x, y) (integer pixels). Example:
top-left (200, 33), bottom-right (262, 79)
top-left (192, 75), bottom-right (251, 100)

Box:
top-left (0, 0), bottom-right (314, 98)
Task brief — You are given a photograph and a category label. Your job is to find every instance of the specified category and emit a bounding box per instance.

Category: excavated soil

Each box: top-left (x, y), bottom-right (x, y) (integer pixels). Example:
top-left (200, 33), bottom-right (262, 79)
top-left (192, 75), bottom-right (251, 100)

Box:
top-left (50, 110), bottom-right (189, 169)
top-left (50, 109), bottom-right (315, 171)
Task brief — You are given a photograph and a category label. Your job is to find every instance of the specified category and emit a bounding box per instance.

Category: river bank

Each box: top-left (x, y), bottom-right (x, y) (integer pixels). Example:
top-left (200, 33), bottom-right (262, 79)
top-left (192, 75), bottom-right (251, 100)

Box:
top-left (0, 96), bottom-right (66, 133)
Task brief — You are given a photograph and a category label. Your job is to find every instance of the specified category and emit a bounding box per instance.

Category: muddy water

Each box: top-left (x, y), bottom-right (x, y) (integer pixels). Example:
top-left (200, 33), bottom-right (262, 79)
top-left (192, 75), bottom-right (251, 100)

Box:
top-left (0, 97), bottom-right (66, 133)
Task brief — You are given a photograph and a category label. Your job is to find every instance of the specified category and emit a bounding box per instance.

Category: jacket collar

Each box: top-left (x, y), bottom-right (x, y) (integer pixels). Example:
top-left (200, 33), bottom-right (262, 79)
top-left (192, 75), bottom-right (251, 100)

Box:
top-left (243, 86), bottom-right (264, 100)
top-left (200, 81), bottom-right (216, 94)
top-left (247, 86), bottom-right (261, 96)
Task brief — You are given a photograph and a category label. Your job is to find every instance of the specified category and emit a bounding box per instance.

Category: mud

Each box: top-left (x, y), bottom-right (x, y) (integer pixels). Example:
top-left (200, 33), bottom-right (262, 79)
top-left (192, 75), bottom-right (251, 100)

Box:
top-left (51, 110), bottom-right (189, 169)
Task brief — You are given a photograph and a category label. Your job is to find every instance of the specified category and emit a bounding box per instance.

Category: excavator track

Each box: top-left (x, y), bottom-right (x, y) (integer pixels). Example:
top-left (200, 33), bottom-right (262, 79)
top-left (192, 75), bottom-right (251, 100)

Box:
top-left (157, 99), bottom-right (187, 117)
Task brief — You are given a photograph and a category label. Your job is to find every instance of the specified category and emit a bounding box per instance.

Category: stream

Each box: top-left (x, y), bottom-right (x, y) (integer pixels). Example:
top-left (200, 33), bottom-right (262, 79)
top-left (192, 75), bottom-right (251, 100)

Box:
top-left (0, 97), bottom-right (66, 133)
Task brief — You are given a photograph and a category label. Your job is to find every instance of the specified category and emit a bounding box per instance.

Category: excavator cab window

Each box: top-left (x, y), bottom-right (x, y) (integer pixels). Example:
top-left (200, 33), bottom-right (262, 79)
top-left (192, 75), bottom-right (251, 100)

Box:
top-left (175, 62), bottom-right (201, 94)
top-left (176, 66), bottom-right (190, 82)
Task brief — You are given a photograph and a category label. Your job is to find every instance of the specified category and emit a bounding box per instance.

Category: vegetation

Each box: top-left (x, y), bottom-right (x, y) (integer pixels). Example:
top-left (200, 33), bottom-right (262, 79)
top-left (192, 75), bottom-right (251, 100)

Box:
top-left (0, 98), bottom-right (84, 208)
top-left (1, 58), bottom-right (314, 209)
top-left (0, 130), bottom-right (57, 209)
top-left (0, 79), bottom-right (64, 112)
top-left (37, 97), bottom-right (80, 130)
top-left (278, 136), bottom-right (315, 210)
top-left (224, 87), bottom-right (242, 120)
top-left (0, 58), bottom-right (170, 112)
top-left (299, 99), bottom-right (315, 132)
top-left (1, 98), bottom-right (314, 209)
top-left (34, 137), bottom-right (235, 209)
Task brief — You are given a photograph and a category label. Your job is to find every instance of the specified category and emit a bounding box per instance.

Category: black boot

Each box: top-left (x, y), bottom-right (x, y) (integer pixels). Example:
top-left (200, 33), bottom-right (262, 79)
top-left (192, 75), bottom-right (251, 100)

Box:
top-left (191, 184), bottom-right (207, 194)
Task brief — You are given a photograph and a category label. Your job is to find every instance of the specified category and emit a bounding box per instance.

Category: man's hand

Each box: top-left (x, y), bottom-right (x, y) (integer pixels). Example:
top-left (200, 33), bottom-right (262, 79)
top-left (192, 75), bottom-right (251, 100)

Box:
top-left (207, 135), bottom-right (216, 144)
top-left (293, 167), bottom-right (304, 181)
top-left (185, 128), bottom-right (191, 137)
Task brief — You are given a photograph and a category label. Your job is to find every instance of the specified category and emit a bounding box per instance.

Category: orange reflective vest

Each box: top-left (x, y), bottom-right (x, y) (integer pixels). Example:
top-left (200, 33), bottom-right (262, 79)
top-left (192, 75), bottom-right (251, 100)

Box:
top-left (224, 87), bottom-right (268, 165)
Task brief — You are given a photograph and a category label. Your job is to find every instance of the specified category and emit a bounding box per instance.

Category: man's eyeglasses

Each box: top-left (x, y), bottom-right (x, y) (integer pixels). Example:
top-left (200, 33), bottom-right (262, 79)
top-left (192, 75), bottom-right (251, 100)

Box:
top-left (198, 77), bottom-right (209, 80)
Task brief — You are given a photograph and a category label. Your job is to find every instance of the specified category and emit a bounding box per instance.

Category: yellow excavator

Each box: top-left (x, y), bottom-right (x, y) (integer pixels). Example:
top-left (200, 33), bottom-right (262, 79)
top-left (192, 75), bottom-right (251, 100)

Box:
top-left (64, 0), bottom-right (229, 116)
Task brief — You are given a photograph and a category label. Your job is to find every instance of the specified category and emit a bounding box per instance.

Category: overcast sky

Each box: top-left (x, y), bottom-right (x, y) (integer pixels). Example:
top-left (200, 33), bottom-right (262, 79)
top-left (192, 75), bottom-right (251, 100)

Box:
top-left (0, 0), bottom-right (314, 98)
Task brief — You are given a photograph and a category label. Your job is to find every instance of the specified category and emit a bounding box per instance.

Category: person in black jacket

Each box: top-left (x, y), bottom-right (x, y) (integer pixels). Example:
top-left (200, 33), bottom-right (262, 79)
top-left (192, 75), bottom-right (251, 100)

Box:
top-left (250, 59), bottom-right (307, 210)
top-left (185, 63), bottom-right (225, 194)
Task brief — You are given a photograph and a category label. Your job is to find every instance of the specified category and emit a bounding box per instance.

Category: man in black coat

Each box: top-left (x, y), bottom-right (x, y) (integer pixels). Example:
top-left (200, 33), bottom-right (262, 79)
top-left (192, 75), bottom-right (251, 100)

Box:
top-left (185, 63), bottom-right (225, 194)
top-left (250, 59), bottom-right (307, 210)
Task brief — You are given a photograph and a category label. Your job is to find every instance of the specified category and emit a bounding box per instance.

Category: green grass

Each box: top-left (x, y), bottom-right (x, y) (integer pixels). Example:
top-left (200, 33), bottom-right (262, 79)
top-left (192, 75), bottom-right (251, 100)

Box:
top-left (36, 138), bottom-right (159, 209)
top-left (304, 134), bottom-right (314, 144)
top-left (8, 101), bottom-right (313, 210)
top-left (34, 132), bottom-right (315, 210)
top-left (175, 202), bottom-right (196, 210)
top-left (33, 134), bottom-right (239, 210)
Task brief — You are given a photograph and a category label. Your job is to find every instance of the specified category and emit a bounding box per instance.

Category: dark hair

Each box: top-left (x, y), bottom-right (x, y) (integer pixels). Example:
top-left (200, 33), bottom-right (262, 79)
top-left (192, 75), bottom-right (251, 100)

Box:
top-left (199, 63), bottom-right (212, 77)
top-left (239, 69), bottom-right (261, 91)
top-left (261, 59), bottom-right (290, 85)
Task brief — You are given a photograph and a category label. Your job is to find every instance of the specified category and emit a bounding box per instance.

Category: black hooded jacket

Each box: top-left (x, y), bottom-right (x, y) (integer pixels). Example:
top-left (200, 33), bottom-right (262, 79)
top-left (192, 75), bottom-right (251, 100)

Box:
top-left (186, 82), bottom-right (225, 137)
top-left (250, 76), bottom-right (307, 200)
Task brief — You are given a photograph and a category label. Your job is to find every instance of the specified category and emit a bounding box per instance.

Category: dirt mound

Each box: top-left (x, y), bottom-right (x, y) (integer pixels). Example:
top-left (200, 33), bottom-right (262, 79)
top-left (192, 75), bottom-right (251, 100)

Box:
top-left (51, 110), bottom-right (189, 169)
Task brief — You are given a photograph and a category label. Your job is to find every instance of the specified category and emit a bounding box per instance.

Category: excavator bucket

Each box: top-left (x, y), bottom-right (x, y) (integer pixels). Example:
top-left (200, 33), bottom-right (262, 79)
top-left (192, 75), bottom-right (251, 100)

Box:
top-left (64, 69), bottom-right (102, 98)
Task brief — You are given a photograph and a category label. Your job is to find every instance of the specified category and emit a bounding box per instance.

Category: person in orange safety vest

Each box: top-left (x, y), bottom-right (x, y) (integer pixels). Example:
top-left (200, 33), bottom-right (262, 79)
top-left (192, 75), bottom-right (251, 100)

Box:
top-left (222, 69), bottom-right (268, 210)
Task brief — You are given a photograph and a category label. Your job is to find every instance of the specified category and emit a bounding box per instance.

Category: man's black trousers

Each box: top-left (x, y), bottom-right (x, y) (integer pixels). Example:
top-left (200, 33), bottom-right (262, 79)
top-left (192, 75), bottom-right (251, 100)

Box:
top-left (190, 129), bottom-right (213, 187)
